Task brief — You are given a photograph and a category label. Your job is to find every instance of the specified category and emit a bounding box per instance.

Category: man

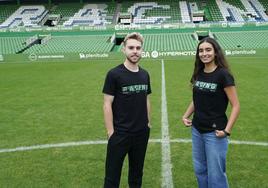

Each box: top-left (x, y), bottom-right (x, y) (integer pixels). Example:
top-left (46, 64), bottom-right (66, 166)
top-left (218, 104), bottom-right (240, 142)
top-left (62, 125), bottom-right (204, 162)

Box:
top-left (102, 32), bottom-right (151, 188)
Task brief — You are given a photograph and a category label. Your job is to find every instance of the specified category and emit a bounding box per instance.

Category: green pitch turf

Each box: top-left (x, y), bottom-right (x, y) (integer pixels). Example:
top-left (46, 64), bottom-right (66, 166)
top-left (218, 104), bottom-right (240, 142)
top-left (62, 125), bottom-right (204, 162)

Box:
top-left (0, 57), bottom-right (267, 187)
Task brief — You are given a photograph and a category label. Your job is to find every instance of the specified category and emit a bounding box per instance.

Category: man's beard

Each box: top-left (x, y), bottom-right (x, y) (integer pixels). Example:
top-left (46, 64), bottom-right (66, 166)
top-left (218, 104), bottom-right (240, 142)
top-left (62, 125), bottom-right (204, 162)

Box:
top-left (127, 55), bottom-right (141, 64)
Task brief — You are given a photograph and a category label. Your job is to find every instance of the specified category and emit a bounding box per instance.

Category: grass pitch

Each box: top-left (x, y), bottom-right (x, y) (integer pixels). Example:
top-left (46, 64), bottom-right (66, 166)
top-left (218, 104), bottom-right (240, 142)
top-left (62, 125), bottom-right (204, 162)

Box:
top-left (0, 56), bottom-right (267, 187)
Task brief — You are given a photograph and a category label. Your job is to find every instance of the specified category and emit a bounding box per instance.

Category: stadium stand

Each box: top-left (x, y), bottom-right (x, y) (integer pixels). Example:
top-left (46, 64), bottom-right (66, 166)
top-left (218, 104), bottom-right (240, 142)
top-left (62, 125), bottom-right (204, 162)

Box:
top-left (217, 0), bottom-right (245, 22)
top-left (224, 0), bottom-right (246, 11)
top-left (0, 4), bottom-right (19, 24)
top-left (0, 37), bottom-right (28, 54)
top-left (0, 5), bottom-right (48, 29)
top-left (0, 0), bottom-right (268, 57)
top-left (145, 0), bottom-right (181, 24)
top-left (126, 2), bottom-right (171, 24)
top-left (180, 1), bottom-right (191, 23)
top-left (22, 35), bottom-right (114, 54)
top-left (143, 33), bottom-right (198, 51)
top-left (205, 1), bottom-right (225, 21)
top-left (259, 0), bottom-right (268, 9)
top-left (63, 4), bottom-right (109, 27)
top-left (104, 1), bottom-right (117, 24)
top-left (214, 30), bottom-right (268, 49)
top-left (50, 3), bottom-right (83, 18)
top-left (1, 0), bottom-right (268, 26)
top-left (49, 3), bottom-right (84, 25)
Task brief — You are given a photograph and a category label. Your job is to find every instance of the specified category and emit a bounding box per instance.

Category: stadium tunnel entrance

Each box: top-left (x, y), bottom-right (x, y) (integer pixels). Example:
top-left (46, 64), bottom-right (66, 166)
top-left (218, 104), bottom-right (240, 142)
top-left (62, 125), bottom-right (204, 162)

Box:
top-left (110, 32), bottom-right (128, 52)
top-left (115, 36), bottom-right (125, 45)
top-left (196, 30), bottom-right (209, 40)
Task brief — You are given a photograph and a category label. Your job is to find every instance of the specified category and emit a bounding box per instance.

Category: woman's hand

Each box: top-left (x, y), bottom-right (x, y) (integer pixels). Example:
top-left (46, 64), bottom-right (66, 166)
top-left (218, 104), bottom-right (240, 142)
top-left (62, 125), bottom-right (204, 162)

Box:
top-left (182, 117), bottom-right (192, 127)
top-left (215, 130), bottom-right (230, 137)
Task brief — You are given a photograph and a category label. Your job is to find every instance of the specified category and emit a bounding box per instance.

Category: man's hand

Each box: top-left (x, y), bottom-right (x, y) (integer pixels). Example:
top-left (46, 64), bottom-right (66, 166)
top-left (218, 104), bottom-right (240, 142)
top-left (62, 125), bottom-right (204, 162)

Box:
top-left (148, 123), bottom-right (152, 128)
top-left (107, 130), bottom-right (114, 139)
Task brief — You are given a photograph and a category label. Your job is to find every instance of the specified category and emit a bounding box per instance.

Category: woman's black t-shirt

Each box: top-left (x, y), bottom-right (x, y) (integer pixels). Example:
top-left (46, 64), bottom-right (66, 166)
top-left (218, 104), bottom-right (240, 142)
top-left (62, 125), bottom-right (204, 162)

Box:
top-left (103, 64), bottom-right (151, 133)
top-left (192, 67), bottom-right (235, 133)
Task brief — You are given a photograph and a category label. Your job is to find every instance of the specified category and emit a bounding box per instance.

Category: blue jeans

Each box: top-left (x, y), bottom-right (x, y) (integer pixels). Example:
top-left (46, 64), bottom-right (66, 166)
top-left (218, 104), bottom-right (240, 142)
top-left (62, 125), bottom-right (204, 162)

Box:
top-left (192, 126), bottom-right (229, 188)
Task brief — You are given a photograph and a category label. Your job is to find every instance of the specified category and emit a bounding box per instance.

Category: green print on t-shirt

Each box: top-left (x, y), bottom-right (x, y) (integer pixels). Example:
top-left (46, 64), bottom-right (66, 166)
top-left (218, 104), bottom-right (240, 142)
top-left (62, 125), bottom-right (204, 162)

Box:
top-left (195, 81), bottom-right (218, 92)
top-left (122, 84), bottom-right (148, 94)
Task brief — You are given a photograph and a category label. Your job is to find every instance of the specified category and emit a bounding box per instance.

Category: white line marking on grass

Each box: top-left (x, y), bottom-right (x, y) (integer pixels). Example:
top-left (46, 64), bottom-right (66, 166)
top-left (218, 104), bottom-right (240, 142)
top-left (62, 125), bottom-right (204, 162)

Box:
top-left (161, 59), bottom-right (174, 188)
top-left (169, 138), bottom-right (268, 146)
top-left (0, 139), bottom-right (267, 154)
top-left (170, 139), bottom-right (192, 143)
top-left (0, 140), bottom-right (107, 153)
top-left (228, 140), bottom-right (268, 146)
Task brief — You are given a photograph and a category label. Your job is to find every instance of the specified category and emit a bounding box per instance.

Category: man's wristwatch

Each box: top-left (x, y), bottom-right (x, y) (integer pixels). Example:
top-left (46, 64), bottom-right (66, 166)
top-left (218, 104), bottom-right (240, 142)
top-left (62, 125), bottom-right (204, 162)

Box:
top-left (223, 130), bottom-right (231, 136)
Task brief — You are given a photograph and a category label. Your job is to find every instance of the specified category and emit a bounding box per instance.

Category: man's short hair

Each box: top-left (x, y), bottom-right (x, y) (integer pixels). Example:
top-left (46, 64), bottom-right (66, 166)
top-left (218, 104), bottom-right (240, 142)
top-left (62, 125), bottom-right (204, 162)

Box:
top-left (123, 32), bottom-right (144, 46)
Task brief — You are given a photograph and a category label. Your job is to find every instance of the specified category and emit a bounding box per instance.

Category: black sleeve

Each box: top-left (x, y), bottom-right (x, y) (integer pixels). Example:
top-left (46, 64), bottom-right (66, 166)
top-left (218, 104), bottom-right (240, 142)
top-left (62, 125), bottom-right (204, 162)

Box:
top-left (102, 70), bottom-right (116, 96)
top-left (222, 70), bottom-right (235, 88)
top-left (147, 73), bottom-right (152, 95)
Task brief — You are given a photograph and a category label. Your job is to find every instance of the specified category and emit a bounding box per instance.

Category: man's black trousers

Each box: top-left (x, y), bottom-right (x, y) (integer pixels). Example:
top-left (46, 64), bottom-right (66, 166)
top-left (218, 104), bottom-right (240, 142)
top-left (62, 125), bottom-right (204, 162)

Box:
top-left (104, 129), bottom-right (150, 188)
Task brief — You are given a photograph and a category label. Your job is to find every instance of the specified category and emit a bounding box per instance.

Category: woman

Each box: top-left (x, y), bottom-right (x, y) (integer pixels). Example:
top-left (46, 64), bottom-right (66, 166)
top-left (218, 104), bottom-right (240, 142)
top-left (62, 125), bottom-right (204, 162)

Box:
top-left (182, 37), bottom-right (240, 188)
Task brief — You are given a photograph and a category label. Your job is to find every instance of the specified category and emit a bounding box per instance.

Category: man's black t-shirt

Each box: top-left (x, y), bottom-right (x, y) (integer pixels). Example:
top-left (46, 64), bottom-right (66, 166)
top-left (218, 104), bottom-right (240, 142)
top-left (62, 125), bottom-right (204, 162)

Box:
top-left (103, 64), bottom-right (151, 133)
top-left (192, 67), bottom-right (235, 133)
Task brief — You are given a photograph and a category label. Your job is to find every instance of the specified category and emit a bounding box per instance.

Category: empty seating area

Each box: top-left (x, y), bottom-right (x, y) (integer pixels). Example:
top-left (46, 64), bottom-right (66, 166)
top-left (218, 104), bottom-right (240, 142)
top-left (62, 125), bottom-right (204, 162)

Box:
top-left (0, 37), bottom-right (28, 54)
top-left (0, 1), bottom-right (268, 56)
top-left (143, 33), bottom-right (198, 51)
top-left (0, 34), bottom-right (114, 55)
top-left (63, 4), bottom-right (109, 27)
top-left (0, 5), bottom-right (48, 29)
top-left (214, 31), bottom-right (268, 49)
top-left (0, 5), bottom-right (19, 24)
top-left (207, 1), bottom-right (225, 21)
top-left (104, 1), bottom-right (117, 24)
top-left (126, 2), bottom-right (171, 24)
top-left (1, 30), bottom-right (268, 55)
top-left (215, 0), bottom-right (268, 22)
top-left (224, 0), bottom-right (246, 11)
top-left (49, 3), bottom-right (84, 25)
top-left (258, 0), bottom-right (268, 9)
top-left (123, 0), bottom-right (181, 24)
top-left (145, 5), bottom-right (180, 24)
top-left (119, 0), bottom-right (268, 23)
top-left (216, 0), bottom-right (244, 22)
top-left (158, 0), bottom-right (181, 23)
top-left (50, 3), bottom-right (83, 17)
top-left (248, 0), bottom-right (268, 21)
top-left (1, 0), bottom-right (268, 27)
top-left (50, 2), bottom-right (117, 25)
top-left (22, 35), bottom-right (114, 54)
